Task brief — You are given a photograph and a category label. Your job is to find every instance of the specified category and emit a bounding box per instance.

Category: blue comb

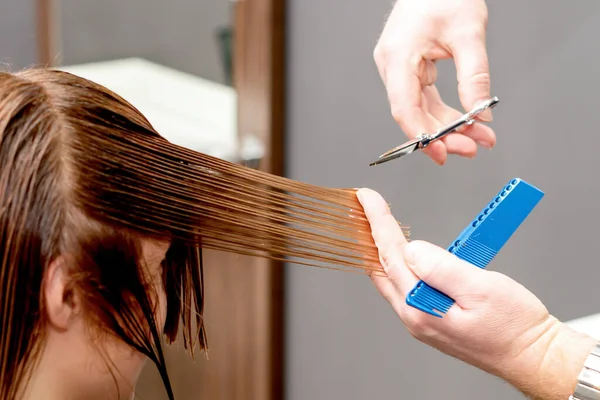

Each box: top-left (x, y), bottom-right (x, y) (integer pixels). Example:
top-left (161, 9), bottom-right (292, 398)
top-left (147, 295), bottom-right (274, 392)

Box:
top-left (405, 178), bottom-right (544, 317)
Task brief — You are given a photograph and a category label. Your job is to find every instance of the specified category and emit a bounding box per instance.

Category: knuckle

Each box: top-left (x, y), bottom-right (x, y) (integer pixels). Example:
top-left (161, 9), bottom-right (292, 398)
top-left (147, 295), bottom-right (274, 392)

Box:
top-left (470, 72), bottom-right (491, 90)
top-left (456, 23), bottom-right (486, 41)
top-left (379, 252), bottom-right (393, 270)
top-left (480, 8), bottom-right (489, 25)
top-left (404, 311), bottom-right (435, 341)
top-left (406, 52), bottom-right (426, 72)
top-left (378, 284), bottom-right (397, 304)
top-left (389, 103), bottom-right (416, 128)
top-left (378, 253), bottom-right (399, 281)
top-left (425, 62), bottom-right (438, 85)
top-left (373, 45), bottom-right (384, 64)
top-left (389, 104), bottom-right (404, 123)
top-left (373, 42), bottom-right (390, 65)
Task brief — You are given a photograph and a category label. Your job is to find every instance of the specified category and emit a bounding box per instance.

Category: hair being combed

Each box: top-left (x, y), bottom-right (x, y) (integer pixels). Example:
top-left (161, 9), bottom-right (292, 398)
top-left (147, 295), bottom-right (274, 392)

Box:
top-left (0, 68), bottom-right (409, 399)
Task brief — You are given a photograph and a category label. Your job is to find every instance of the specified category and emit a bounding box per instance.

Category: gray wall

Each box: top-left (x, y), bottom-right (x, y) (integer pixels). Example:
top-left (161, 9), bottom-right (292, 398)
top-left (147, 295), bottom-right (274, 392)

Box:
top-left (285, 1), bottom-right (600, 399)
top-left (59, 0), bottom-right (232, 84)
top-left (0, 0), bottom-right (38, 69)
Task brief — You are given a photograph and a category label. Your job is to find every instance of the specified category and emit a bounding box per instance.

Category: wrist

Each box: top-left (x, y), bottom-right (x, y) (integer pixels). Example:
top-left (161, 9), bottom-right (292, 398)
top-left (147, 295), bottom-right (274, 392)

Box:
top-left (502, 317), bottom-right (596, 400)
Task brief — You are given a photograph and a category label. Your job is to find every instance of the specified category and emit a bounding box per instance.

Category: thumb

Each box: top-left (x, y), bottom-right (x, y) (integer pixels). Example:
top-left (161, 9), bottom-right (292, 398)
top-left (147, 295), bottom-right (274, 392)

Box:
top-left (450, 32), bottom-right (492, 121)
top-left (403, 240), bottom-right (485, 300)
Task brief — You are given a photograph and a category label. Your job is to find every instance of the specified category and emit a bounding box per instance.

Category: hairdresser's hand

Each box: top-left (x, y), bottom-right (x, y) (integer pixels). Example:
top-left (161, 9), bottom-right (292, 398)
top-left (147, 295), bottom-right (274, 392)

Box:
top-left (374, 0), bottom-right (496, 165)
top-left (357, 188), bottom-right (597, 400)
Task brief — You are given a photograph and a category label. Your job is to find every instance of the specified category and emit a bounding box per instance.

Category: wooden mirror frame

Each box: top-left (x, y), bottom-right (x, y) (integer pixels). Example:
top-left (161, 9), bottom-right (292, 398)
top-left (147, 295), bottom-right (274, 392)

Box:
top-left (36, 0), bottom-right (286, 399)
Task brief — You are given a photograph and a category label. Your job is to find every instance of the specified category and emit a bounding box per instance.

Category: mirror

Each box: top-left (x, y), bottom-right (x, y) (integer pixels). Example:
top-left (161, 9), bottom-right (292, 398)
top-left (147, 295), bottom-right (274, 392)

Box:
top-left (53, 0), bottom-right (251, 166)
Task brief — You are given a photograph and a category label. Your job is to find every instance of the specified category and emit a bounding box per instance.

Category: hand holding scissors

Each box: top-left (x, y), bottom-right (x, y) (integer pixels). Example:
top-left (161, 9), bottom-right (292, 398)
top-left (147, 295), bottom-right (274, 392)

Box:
top-left (370, 97), bottom-right (499, 166)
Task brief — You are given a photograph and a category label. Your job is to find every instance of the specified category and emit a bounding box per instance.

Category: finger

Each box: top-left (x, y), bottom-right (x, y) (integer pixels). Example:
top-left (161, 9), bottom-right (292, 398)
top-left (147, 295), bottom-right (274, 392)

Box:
top-left (370, 272), bottom-right (410, 316)
top-left (449, 121), bottom-right (496, 152)
top-left (421, 140), bottom-right (447, 165)
top-left (449, 29), bottom-right (493, 121)
top-left (421, 92), bottom-right (480, 163)
top-left (424, 101), bottom-right (478, 159)
top-left (356, 188), bottom-right (417, 297)
top-left (419, 91), bottom-right (449, 165)
top-left (402, 240), bottom-right (485, 303)
top-left (384, 56), bottom-right (449, 165)
top-left (419, 59), bottom-right (438, 87)
top-left (441, 134), bottom-right (478, 158)
top-left (424, 86), bottom-right (496, 151)
top-left (384, 55), bottom-right (430, 142)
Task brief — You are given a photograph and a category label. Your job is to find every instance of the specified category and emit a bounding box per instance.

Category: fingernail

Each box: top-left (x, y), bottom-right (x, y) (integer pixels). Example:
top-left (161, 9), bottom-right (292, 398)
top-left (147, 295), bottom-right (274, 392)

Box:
top-left (356, 189), bottom-right (365, 202)
top-left (478, 108), bottom-right (493, 122)
top-left (403, 241), bottom-right (418, 266)
top-left (476, 140), bottom-right (493, 149)
top-left (356, 188), bottom-right (374, 204)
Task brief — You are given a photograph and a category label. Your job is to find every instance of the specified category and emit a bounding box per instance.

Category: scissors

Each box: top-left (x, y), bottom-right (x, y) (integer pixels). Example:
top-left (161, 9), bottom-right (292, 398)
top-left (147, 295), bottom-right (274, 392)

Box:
top-left (369, 97), bottom-right (499, 166)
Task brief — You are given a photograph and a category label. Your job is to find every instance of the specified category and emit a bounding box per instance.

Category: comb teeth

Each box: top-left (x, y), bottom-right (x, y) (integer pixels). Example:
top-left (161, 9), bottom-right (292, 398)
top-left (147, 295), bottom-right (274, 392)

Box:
top-left (406, 178), bottom-right (545, 318)
top-left (408, 282), bottom-right (454, 317)
top-left (452, 238), bottom-right (497, 268)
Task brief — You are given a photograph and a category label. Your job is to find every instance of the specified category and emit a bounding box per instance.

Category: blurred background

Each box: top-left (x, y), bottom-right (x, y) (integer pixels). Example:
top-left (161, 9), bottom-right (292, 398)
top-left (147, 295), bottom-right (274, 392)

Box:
top-left (3, 0), bottom-right (600, 399)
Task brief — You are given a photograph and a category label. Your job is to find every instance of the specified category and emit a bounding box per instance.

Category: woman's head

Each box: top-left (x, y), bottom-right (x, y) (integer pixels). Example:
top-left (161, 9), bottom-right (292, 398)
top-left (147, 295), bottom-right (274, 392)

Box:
top-left (0, 69), bottom-right (205, 399)
top-left (0, 65), bottom-right (400, 399)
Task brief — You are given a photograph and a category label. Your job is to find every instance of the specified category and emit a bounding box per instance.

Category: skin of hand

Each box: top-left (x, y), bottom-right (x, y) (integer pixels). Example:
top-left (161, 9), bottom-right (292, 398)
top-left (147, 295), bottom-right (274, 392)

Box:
top-left (374, 0), bottom-right (497, 165)
top-left (357, 188), bottom-right (597, 400)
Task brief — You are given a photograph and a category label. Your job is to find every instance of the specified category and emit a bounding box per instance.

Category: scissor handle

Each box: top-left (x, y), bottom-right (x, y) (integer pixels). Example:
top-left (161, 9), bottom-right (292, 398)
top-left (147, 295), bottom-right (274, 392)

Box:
top-left (425, 97), bottom-right (499, 146)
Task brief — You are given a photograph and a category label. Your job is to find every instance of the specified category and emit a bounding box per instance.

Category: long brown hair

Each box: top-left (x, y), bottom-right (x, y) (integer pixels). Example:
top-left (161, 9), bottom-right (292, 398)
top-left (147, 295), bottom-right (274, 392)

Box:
top-left (0, 68), bottom-right (408, 399)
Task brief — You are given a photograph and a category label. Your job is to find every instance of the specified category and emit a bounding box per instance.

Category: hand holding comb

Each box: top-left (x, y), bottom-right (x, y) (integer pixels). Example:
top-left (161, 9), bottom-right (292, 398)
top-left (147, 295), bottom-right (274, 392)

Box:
top-left (406, 178), bottom-right (544, 317)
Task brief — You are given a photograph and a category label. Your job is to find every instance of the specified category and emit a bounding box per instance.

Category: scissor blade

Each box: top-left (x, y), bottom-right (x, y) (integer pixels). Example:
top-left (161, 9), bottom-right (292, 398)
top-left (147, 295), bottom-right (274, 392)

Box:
top-left (378, 137), bottom-right (422, 158)
top-left (369, 140), bottom-right (420, 166)
top-left (379, 143), bottom-right (408, 158)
